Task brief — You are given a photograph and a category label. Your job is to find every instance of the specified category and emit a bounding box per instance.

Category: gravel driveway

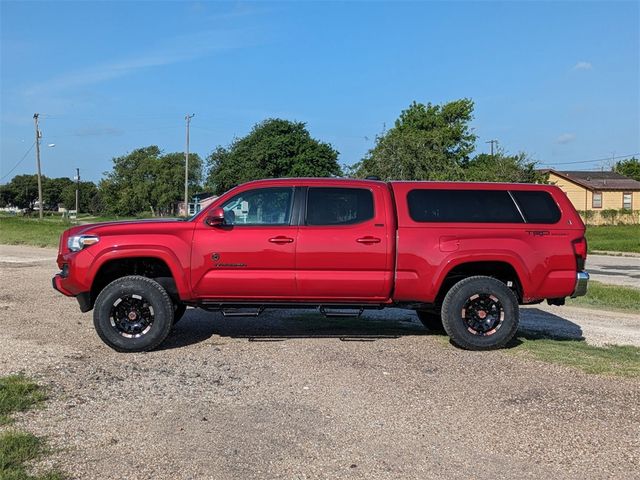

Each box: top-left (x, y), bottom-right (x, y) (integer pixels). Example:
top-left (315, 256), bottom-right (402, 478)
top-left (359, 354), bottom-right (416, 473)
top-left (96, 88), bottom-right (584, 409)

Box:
top-left (1, 245), bottom-right (639, 479)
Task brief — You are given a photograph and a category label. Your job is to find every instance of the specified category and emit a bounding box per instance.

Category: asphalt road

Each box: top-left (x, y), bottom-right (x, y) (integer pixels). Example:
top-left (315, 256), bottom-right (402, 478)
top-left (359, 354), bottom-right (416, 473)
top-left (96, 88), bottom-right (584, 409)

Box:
top-left (587, 254), bottom-right (640, 288)
top-left (1, 245), bottom-right (639, 479)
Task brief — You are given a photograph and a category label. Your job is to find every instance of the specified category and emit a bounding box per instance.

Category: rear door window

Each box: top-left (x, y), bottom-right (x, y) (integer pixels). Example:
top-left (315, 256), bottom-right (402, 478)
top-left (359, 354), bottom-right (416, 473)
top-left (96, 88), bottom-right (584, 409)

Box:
top-left (306, 187), bottom-right (374, 225)
top-left (407, 189), bottom-right (523, 223)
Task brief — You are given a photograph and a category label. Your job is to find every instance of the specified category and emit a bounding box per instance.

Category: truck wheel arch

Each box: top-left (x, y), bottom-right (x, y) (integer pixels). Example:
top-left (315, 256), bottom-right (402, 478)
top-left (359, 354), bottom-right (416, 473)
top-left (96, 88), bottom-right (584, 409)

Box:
top-left (88, 250), bottom-right (189, 308)
top-left (433, 258), bottom-right (528, 305)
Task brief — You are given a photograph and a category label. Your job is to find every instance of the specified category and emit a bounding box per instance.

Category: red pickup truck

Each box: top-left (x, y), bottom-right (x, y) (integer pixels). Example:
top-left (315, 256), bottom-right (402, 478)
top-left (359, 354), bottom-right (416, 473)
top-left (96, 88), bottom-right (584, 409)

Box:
top-left (53, 178), bottom-right (589, 352)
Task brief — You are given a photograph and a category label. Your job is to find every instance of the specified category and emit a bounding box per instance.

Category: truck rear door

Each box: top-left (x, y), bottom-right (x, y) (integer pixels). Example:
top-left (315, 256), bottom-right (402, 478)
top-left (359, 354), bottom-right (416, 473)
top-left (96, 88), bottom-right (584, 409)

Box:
top-left (295, 184), bottom-right (394, 301)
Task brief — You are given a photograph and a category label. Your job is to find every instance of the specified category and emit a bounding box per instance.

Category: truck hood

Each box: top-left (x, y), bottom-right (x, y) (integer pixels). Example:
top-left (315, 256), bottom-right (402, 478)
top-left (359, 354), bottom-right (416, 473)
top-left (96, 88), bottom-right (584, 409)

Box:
top-left (74, 218), bottom-right (185, 234)
top-left (58, 218), bottom-right (187, 256)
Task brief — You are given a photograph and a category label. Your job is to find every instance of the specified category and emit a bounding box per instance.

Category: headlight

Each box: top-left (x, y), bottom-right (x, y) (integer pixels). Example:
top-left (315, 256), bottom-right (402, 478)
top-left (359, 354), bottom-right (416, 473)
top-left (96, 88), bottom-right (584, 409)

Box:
top-left (67, 235), bottom-right (100, 252)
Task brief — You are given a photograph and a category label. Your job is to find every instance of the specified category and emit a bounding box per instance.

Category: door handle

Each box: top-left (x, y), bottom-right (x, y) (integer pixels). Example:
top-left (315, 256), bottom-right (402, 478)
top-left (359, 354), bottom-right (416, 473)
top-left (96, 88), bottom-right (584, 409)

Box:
top-left (356, 236), bottom-right (381, 244)
top-left (269, 236), bottom-right (294, 244)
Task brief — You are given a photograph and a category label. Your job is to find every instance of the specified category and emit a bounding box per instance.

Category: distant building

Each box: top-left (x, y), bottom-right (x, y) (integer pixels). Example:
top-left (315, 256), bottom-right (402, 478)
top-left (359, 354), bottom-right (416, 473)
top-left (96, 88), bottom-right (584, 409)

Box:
top-left (543, 170), bottom-right (640, 214)
top-left (177, 193), bottom-right (217, 217)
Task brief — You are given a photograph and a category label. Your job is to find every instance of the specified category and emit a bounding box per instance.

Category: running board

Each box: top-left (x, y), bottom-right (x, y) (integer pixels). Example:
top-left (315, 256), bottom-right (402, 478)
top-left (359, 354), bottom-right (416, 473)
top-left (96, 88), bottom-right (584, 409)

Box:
top-left (319, 306), bottom-right (364, 318)
top-left (220, 307), bottom-right (264, 317)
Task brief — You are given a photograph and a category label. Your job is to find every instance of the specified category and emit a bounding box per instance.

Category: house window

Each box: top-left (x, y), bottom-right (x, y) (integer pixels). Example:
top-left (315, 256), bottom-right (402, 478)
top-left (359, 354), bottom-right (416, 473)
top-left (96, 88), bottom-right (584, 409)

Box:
top-left (592, 192), bottom-right (602, 209)
top-left (623, 192), bottom-right (632, 210)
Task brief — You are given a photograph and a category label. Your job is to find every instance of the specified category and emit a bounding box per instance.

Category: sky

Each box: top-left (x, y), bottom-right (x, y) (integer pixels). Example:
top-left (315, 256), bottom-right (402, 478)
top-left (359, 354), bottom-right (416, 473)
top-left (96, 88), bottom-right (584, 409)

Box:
top-left (1, 0), bottom-right (639, 184)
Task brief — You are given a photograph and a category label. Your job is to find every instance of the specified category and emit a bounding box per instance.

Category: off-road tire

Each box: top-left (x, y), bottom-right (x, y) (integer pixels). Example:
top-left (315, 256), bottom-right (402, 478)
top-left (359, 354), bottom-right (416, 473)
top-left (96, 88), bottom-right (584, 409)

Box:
top-left (441, 276), bottom-right (519, 350)
top-left (416, 310), bottom-right (444, 331)
top-left (93, 275), bottom-right (174, 352)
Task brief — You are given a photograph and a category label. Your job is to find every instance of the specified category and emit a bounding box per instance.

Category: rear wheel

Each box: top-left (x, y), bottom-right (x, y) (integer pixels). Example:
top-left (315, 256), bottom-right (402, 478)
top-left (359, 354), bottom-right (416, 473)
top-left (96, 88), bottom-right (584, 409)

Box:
top-left (416, 310), bottom-right (444, 331)
top-left (441, 276), bottom-right (519, 350)
top-left (93, 275), bottom-right (174, 352)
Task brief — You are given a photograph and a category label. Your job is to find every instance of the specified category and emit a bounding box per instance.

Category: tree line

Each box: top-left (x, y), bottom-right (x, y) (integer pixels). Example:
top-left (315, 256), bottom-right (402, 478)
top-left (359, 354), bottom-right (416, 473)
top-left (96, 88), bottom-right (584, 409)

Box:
top-left (2, 98), bottom-right (638, 216)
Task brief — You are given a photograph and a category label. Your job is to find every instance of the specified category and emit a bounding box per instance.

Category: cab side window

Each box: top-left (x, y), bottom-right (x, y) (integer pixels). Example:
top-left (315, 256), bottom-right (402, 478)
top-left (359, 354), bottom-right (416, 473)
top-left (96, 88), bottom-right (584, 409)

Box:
top-left (221, 188), bottom-right (294, 226)
top-left (306, 187), bottom-right (374, 226)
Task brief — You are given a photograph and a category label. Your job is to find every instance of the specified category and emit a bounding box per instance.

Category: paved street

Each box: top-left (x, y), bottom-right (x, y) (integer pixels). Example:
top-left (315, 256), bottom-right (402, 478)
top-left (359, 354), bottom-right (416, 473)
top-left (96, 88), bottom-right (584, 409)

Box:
top-left (587, 254), bottom-right (640, 288)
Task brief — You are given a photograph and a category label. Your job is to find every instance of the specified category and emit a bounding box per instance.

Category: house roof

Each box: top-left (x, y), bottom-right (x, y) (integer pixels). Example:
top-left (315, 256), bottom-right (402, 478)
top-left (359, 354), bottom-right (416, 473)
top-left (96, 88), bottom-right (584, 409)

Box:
top-left (543, 169), bottom-right (640, 191)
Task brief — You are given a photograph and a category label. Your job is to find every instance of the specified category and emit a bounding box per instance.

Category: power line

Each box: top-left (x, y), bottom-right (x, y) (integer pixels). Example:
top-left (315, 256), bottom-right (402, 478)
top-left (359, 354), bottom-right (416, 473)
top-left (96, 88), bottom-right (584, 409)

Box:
top-left (541, 152), bottom-right (639, 167)
top-left (0, 142), bottom-right (36, 183)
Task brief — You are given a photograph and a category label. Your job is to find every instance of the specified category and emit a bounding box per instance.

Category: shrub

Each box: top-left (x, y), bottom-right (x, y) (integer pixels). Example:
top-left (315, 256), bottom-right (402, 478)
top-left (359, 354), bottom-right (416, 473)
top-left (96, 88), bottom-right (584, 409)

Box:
top-left (580, 210), bottom-right (595, 225)
top-left (601, 209), bottom-right (619, 225)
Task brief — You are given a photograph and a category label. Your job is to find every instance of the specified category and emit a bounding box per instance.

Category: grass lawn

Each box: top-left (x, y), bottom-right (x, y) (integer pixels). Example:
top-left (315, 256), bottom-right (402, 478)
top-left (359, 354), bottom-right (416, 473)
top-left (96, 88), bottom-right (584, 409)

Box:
top-left (585, 224), bottom-right (640, 253)
top-left (0, 217), bottom-right (69, 248)
top-left (567, 280), bottom-right (640, 313)
top-left (513, 335), bottom-right (640, 377)
top-left (0, 375), bottom-right (65, 479)
top-left (0, 214), bottom-right (175, 248)
top-left (0, 431), bottom-right (64, 480)
top-left (0, 376), bottom-right (46, 425)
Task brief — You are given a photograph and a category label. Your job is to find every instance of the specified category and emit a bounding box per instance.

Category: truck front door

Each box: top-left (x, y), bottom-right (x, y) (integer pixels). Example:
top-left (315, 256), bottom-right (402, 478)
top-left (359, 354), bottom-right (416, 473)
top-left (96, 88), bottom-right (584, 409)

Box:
top-left (191, 187), bottom-right (297, 299)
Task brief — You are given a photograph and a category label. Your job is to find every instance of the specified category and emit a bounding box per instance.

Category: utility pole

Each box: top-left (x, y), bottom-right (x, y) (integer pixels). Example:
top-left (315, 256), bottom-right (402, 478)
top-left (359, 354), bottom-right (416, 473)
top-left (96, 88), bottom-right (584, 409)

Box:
top-left (75, 168), bottom-right (80, 217)
top-left (33, 113), bottom-right (43, 219)
top-left (486, 139), bottom-right (498, 156)
top-left (184, 113), bottom-right (195, 216)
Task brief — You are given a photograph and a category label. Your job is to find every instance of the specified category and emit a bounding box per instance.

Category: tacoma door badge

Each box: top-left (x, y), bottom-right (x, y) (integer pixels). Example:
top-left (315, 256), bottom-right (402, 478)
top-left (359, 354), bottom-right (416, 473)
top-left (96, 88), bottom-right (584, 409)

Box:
top-left (211, 253), bottom-right (246, 268)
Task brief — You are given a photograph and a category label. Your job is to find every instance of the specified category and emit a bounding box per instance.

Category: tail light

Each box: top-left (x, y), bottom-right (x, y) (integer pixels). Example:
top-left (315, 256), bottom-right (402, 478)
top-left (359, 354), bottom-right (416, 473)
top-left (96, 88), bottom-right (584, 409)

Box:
top-left (572, 237), bottom-right (587, 271)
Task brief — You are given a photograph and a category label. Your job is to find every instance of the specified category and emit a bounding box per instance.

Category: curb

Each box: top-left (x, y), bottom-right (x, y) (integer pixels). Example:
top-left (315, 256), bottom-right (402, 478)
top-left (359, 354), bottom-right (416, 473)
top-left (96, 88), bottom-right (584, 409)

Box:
top-left (591, 250), bottom-right (640, 258)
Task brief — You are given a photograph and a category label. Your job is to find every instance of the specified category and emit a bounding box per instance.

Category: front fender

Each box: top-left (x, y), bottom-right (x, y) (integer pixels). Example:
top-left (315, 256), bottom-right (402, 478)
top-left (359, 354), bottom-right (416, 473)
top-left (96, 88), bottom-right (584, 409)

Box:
top-left (89, 246), bottom-right (191, 300)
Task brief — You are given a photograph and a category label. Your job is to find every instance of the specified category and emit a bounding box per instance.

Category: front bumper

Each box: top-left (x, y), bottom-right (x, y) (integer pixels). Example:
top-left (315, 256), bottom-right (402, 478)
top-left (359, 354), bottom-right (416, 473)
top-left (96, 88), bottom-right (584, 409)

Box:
top-left (52, 274), bottom-right (92, 312)
top-left (571, 271), bottom-right (589, 298)
top-left (52, 273), bottom-right (74, 296)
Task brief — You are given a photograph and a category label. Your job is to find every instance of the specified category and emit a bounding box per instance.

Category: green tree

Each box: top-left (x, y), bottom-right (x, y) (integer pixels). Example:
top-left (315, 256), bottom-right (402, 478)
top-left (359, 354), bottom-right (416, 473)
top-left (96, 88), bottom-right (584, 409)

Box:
top-left (614, 157), bottom-right (640, 181)
top-left (43, 177), bottom-right (74, 209)
top-left (462, 151), bottom-right (544, 183)
top-left (352, 99), bottom-right (476, 180)
top-left (99, 146), bottom-right (203, 216)
top-left (205, 119), bottom-right (341, 194)
top-left (87, 190), bottom-right (106, 215)
top-left (0, 174), bottom-right (40, 209)
top-left (60, 181), bottom-right (99, 213)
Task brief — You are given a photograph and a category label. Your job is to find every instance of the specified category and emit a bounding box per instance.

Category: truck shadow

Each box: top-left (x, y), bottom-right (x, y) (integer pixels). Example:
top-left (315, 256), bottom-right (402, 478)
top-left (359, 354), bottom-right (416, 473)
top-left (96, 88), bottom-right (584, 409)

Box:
top-left (515, 307), bottom-right (585, 344)
top-left (160, 307), bottom-right (585, 350)
top-left (161, 308), bottom-right (430, 349)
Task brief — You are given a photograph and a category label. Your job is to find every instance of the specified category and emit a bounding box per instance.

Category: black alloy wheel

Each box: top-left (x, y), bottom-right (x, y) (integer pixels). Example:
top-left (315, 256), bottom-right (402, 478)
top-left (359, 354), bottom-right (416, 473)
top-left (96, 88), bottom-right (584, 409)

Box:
top-left (93, 275), bottom-right (174, 352)
top-left (441, 276), bottom-right (519, 350)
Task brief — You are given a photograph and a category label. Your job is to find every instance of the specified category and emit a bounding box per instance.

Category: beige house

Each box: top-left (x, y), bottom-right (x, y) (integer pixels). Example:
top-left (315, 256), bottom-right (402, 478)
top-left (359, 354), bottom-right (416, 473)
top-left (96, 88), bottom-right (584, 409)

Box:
top-left (544, 170), bottom-right (640, 214)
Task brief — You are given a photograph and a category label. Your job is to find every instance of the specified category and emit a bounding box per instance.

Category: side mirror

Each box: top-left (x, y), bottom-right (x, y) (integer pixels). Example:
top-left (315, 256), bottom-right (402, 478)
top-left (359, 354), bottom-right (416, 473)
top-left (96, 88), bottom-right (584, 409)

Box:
top-left (205, 207), bottom-right (225, 227)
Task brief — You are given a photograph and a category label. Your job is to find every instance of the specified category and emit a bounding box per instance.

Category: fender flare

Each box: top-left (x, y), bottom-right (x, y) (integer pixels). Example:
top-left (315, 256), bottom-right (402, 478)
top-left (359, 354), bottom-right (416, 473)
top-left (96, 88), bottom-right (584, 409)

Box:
top-left (88, 246), bottom-right (191, 300)
top-left (431, 251), bottom-right (531, 299)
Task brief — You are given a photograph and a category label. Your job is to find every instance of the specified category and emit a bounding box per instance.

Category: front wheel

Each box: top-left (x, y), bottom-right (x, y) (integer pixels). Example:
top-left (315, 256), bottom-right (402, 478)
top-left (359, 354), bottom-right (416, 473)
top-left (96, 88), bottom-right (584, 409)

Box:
top-left (441, 276), bottom-right (519, 350)
top-left (93, 275), bottom-right (174, 352)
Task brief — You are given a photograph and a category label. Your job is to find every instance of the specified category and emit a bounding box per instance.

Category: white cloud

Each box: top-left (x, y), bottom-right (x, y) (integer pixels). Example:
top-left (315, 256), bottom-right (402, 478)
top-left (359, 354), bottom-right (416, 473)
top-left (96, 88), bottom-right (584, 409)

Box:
top-left (74, 126), bottom-right (124, 137)
top-left (572, 61), bottom-right (593, 71)
top-left (24, 30), bottom-right (256, 96)
top-left (556, 133), bottom-right (576, 144)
